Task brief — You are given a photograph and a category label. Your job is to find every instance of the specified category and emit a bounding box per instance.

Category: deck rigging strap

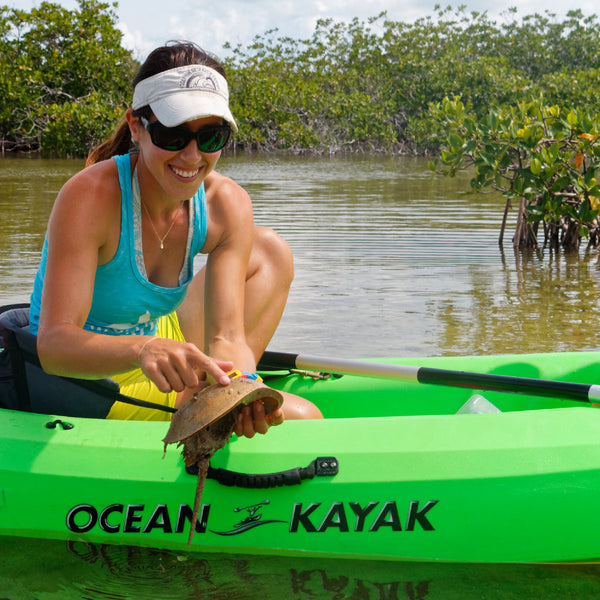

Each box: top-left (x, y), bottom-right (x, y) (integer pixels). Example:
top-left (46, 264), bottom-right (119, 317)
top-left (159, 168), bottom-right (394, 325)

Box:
top-left (186, 456), bottom-right (339, 489)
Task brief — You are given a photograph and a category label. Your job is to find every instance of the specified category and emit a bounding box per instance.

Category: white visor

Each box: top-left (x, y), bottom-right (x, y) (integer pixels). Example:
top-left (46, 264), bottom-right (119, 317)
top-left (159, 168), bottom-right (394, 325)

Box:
top-left (132, 64), bottom-right (238, 133)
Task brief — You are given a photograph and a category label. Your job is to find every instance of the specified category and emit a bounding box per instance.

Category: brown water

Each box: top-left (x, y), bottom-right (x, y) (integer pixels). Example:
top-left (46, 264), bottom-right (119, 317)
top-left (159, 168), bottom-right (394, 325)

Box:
top-left (2, 153), bottom-right (600, 598)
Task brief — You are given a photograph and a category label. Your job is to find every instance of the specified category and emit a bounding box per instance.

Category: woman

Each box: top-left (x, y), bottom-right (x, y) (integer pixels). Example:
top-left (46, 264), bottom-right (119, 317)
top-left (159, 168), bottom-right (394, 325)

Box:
top-left (29, 41), bottom-right (322, 436)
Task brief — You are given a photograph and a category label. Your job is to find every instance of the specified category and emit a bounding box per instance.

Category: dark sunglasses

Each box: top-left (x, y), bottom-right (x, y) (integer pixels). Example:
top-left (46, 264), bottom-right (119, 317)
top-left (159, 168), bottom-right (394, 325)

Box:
top-left (140, 116), bottom-right (231, 153)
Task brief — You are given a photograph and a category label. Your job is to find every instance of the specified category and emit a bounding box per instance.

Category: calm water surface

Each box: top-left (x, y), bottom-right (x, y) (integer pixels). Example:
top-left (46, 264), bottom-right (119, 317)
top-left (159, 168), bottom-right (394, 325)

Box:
top-left (1, 154), bottom-right (600, 597)
top-left (3, 153), bottom-right (600, 358)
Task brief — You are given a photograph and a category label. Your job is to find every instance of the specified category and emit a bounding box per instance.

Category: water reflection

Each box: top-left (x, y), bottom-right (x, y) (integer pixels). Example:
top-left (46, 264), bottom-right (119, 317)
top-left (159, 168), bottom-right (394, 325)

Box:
top-left (1, 537), bottom-right (600, 600)
top-left (435, 247), bottom-right (600, 356)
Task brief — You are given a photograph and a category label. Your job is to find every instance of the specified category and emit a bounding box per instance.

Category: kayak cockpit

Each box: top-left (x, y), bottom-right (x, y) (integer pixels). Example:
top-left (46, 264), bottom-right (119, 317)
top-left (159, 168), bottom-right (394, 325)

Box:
top-left (2, 303), bottom-right (599, 421)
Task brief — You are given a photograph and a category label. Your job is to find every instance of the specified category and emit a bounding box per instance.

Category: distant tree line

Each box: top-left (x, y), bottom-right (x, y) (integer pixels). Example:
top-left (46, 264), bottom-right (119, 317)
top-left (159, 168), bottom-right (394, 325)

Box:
top-left (226, 7), bottom-right (600, 157)
top-left (2, 1), bottom-right (600, 160)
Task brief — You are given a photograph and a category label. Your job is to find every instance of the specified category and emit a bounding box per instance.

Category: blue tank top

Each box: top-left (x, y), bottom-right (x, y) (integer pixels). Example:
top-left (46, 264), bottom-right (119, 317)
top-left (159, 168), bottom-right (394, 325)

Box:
top-left (29, 153), bottom-right (208, 336)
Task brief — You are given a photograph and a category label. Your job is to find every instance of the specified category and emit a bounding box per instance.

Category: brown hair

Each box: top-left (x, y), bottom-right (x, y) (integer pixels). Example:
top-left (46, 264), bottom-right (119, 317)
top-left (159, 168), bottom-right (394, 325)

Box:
top-left (86, 41), bottom-right (226, 166)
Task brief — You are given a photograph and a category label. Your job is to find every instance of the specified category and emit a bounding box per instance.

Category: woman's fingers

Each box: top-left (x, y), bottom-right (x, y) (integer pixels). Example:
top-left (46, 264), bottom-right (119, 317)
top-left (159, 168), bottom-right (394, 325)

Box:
top-left (251, 401), bottom-right (269, 435)
top-left (145, 357), bottom-right (188, 393)
top-left (201, 358), bottom-right (234, 386)
top-left (138, 338), bottom-right (234, 391)
top-left (184, 346), bottom-right (232, 385)
top-left (267, 407), bottom-right (284, 427)
top-left (234, 399), bottom-right (285, 438)
top-left (139, 342), bottom-right (195, 391)
top-left (234, 405), bottom-right (254, 438)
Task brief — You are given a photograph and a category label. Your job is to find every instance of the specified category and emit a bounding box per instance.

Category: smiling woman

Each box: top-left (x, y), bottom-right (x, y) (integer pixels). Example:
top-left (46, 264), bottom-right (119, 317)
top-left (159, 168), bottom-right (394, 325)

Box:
top-left (27, 40), bottom-right (322, 433)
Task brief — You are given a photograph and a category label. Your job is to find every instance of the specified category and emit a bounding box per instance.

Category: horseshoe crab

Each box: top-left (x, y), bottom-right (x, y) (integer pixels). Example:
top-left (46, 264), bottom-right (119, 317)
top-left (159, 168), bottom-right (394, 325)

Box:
top-left (163, 379), bottom-right (283, 545)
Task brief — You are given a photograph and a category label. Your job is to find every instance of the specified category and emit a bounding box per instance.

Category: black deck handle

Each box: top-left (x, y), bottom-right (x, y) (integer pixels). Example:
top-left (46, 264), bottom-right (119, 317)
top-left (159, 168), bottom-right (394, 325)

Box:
top-left (186, 456), bottom-right (339, 488)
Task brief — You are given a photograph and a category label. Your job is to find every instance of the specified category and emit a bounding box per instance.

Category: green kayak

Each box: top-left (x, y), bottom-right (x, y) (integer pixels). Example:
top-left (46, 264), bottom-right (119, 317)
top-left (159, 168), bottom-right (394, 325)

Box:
top-left (2, 317), bottom-right (600, 562)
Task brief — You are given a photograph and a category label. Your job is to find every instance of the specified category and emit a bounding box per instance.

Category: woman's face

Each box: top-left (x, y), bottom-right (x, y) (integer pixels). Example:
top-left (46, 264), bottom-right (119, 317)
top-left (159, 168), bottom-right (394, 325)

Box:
top-left (128, 111), bottom-right (223, 203)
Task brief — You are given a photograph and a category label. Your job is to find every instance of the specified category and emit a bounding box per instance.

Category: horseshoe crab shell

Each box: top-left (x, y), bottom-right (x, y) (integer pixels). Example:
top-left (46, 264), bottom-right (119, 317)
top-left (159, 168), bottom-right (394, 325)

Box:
top-left (163, 379), bottom-right (283, 445)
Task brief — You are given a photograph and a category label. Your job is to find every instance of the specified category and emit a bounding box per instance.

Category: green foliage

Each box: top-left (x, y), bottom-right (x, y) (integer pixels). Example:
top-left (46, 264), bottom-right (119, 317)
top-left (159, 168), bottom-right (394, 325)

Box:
top-left (41, 91), bottom-right (124, 157)
top-left (429, 97), bottom-right (600, 250)
top-left (224, 19), bottom-right (399, 153)
top-left (0, 0), bottom-right (137, 155)
top-left (225, 7), bottom-right (600, 154)
top-left (2, 4), bottom-right (600, 159)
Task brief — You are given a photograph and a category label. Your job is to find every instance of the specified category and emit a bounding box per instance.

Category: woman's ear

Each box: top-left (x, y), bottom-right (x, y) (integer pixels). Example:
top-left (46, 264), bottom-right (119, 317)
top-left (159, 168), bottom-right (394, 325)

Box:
top-left (125, 108), bottom-right (141, 143)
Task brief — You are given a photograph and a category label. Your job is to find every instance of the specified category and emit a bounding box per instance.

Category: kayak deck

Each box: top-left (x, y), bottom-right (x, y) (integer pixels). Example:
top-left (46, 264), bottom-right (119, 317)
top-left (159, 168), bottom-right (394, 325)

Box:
top-left (265, 350), bottom-right (600, 418)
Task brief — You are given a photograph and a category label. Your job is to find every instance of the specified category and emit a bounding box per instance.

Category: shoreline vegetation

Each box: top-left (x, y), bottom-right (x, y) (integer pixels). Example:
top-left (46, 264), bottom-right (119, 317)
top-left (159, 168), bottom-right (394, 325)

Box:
top-left (2, 1), bottom-right (600, 250)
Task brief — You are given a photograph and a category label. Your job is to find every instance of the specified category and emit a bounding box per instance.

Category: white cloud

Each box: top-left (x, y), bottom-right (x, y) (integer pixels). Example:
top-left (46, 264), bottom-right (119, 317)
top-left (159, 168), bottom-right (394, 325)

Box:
top-left (5, 0), bottom-right (599, 62)
top-left (117, 21), bottom-right (150, 61)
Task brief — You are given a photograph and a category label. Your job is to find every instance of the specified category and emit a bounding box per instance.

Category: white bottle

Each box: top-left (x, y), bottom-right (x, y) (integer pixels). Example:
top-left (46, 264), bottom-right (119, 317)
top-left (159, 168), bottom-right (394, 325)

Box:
top-left (457, 394), bottom-right (501, 414)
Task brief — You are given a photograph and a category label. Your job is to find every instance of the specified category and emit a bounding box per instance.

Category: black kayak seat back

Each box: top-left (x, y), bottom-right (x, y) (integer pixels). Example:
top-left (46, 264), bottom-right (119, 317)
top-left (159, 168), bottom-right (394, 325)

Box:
top-left (0, 304), bottom-right (117, 418)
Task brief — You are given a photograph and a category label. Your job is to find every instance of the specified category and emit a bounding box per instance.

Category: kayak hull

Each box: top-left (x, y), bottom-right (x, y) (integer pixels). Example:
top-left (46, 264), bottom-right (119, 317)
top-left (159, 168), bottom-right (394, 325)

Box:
top-left (2, 350), bottom-right (600, 562)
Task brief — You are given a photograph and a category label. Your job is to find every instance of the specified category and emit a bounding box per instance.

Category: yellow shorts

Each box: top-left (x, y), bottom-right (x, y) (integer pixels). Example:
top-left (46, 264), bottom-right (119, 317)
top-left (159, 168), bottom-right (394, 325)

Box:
top-left (106, 312), bottom-right (185, 421)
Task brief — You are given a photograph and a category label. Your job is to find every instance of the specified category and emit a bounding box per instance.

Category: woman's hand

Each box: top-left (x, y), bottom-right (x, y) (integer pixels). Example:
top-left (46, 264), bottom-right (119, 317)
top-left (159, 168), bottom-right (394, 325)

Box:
top-left (137, 336), bottom-right (233, 392)
top-left (234, 399), bottom-right (284, 438)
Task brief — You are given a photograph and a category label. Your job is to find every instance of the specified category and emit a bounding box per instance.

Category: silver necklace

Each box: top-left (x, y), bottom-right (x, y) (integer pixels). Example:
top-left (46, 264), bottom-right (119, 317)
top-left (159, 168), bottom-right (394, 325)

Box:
top-left (140, 198), bottom-right (182, 250)
top-left (133, 164), bottom-right (183, 250)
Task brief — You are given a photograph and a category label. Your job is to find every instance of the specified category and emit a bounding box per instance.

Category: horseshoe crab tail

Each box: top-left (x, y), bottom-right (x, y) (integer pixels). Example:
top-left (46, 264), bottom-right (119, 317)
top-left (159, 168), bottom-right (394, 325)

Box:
top-left (188, 457), bottom-right (210, 546)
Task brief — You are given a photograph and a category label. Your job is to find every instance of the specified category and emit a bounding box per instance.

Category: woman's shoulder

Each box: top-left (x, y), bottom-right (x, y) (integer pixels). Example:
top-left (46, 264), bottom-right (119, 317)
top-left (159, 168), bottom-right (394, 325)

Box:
top-left (204, 170), bottom-right (250, 207)
top-left (57, 157), bottom-right (123, 212)
top-left (49, 157), bottom-right (124, 242)
top-left (63, 157), bottom-right (120, 196)
top-left (202, 170), bottom-right (253, 251)
top-left (46, 157), bottom-right (128, 258)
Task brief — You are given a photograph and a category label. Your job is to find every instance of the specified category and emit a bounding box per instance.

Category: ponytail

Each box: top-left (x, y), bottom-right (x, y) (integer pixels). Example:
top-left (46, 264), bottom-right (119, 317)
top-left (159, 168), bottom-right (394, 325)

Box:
top-left (86, 117), bottom-right (133, 167)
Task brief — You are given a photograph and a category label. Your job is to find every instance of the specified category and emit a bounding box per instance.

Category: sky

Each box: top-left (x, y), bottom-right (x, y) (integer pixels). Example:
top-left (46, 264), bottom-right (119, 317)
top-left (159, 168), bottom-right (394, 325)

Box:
top-left (5, 0), bottom-right (599, 61)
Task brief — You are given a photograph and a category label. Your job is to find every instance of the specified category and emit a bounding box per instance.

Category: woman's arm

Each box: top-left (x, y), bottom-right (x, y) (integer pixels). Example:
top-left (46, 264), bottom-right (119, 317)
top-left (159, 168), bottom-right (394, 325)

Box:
top-left (200, 174), bottom-right (286, 436)
top-left (201, 173), bottom-right (259, 372)
top-left (36, 161), bottom-right (231, 391)
top-left (36, 160), bottom-right (138, 377)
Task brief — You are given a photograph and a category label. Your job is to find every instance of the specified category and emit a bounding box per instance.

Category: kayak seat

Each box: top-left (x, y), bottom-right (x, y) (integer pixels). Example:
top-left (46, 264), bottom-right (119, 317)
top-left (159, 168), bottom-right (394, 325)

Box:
top-left (0, 304), bottom-right (117, 418)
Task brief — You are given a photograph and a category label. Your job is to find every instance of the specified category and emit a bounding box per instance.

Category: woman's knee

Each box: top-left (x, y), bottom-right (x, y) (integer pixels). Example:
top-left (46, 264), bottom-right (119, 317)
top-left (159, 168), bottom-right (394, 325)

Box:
top-left (281, 392), bottom-right (324, 420)
top-left (252, 227), bottom-right (294, 287)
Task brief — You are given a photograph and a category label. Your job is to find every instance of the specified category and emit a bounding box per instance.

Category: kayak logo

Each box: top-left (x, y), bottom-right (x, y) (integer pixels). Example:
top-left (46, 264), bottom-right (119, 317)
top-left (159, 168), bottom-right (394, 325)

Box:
top-left (212, 500), bottom-right (286, 536)
top-left (65, 499), bottom-right (438, 537)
